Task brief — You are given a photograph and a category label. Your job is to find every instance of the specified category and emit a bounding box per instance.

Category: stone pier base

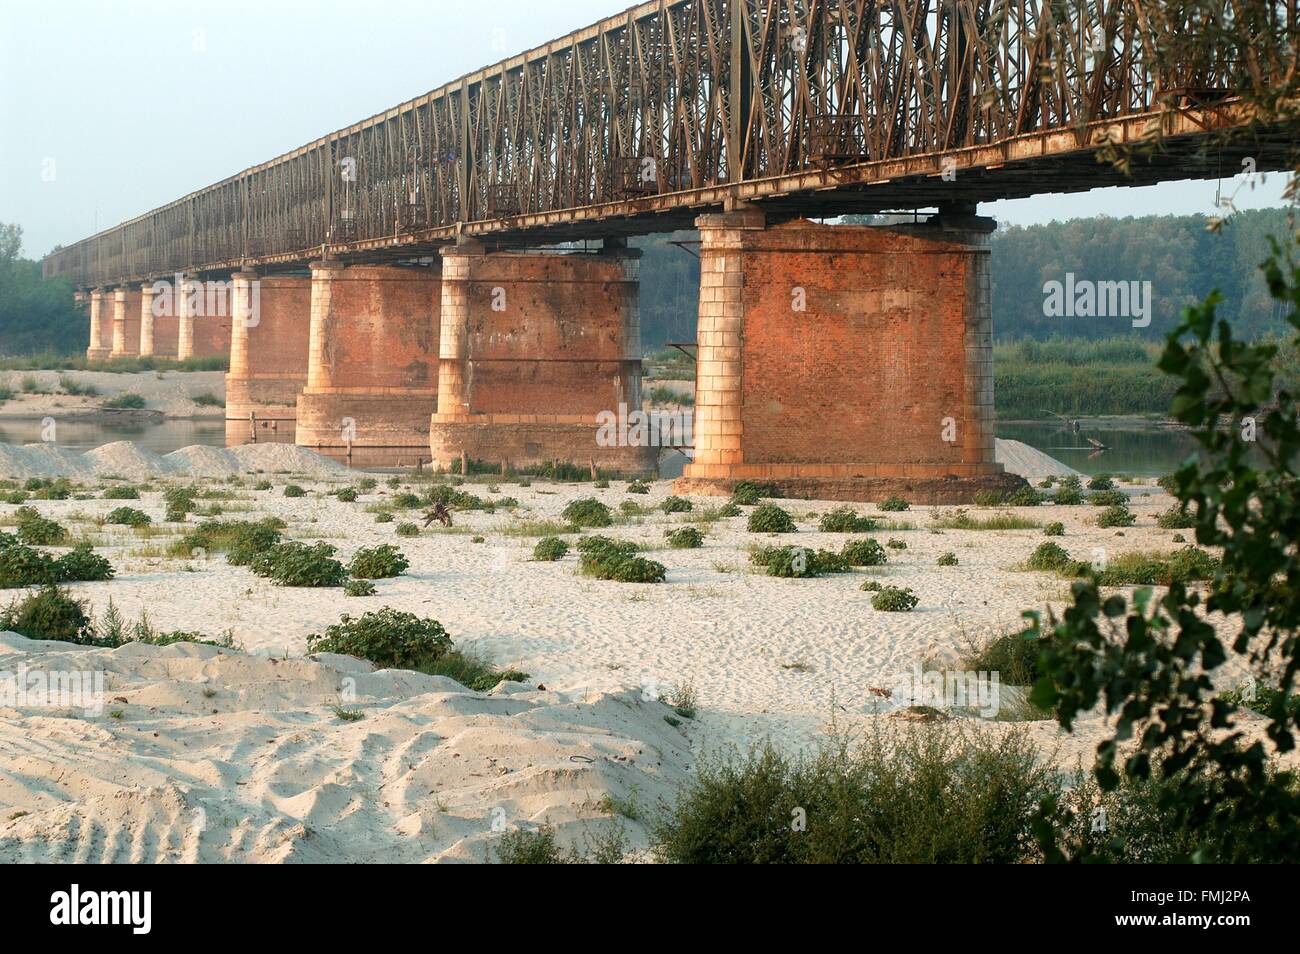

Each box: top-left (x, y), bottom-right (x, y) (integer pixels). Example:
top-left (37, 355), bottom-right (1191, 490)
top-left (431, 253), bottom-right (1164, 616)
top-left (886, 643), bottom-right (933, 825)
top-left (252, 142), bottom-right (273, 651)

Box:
top-left (296, 263), bottom-right (440, 452)
top-left (674, 211), bottom-right (1025, 503)
top-left (225, 271), bottom-right (312, 445)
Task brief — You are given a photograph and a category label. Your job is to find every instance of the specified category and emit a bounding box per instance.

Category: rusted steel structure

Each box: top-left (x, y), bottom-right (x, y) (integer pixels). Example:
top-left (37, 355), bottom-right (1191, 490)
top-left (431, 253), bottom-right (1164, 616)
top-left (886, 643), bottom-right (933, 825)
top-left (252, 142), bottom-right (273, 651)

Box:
top-left (43, 0), bottom-right (1294, 287)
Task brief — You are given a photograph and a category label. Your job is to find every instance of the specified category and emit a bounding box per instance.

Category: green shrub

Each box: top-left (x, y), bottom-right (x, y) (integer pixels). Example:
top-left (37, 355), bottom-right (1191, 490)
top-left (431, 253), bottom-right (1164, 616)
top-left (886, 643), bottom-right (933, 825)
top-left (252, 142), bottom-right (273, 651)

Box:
top-left (348, 544), bottom-right (409, 579)
top-left (1218, 683), bottom-right (1300, 720)
top-left (343, 579), bottom-right (376, 597)
top-left (395, 522), bottom-right (420, 537)
top-left (747, 504), bottom-right (796, 534)
top-left (4, 490), bottom-right (28, 504)
top-left (390, 492), bottom-right (422, 509)
top-left (936, 552), bottom-right (959, 566)
top-left (357, 478), bottom-right (377, 491)
top-left (105, 506), bottom-right (151, 528)
top-left (818, 507), bottom-right (877, 533)
top-left (607, 557), bottom-right (667, 583)
top-left (532, 537), bottom-right (569, 561)
top-left (626, 479), bottom-right (650, 495)
top-left (1005, 485), bottom-right (1043, 507)
top-left (1088, 489), bottom-right (1127, 507)
top-left (840, 538), bottom-right (887, 567)
top-left (972, 490), bottom-right (1005, 506)
top-left (1095, 547), bottom-right (1219, 586)
top-left (717, 502), bottom-right (742, 518)
top-left (871, 586), bottom-right (918, 611)
top-left (1052, 486), bottom-right (1084, 505)
top-left (1088, 475), bottom-right (1115, 491)
top-left (1096, 505), bottom-right (1136, 528)
top-left (666, 527), bottom-right (704, 549)
top-left (0, 586), bottom-right (93, 643)
top-left (964, 632), bottom-right (1046, 685)
top-left (859, 579), bottom-right (882, 592)
top-left (651, 727), bottom-right (1052, 863)
top-left (164, 487), bottom-right (196, 521)
top-left (336, 487), bottom-right (358, 503)
top-left (306, 608), bottom-right (452, 669)
top-left (250, 542), bottom-right (348, 587)
top-left (100, 485), bottom-right (140, 500)
top-left (751, 545), bottom-right (849, 577)
top-left (171, 518), bottom-right (284, 562)
top-left (253, 479), bottom-right (273, 491)
top-left (424, 650), bottom-right (529, 692)
top-left (102, 392), bottom-right (146, 409)
top-left (1044, 521), bottom-right (1065, 537)
top-left (14, 508), bottom-right (68, 546)
top-left (731, 480), bottom-right (779, 506)
top-left (886, 538), bottom-right (907, 550)
top-left (577, 536), bottom-right (662, 582)
top-left (0, 544), bottom-right (59, 588)
top-left (878, 496), bottom-right (911, 512)
top-left (562, 497), bottom-right (613, 528)
top-left (54, 544), bottom-right (114, 583)
top-left (283, 484), bottom-right (307, 498)
top-left (375, 512), bottom-right (394, 523)
top-left (30, 478), bottom-right (73, 501)
top-left (661, 495), bottom-right (693, 514)
top-left (1027, 542), bottom-right (1075, 573)
top-left (1156, 506), bottom-right (1196, 529)
top-left (493, 827), bottom-right (565, 864)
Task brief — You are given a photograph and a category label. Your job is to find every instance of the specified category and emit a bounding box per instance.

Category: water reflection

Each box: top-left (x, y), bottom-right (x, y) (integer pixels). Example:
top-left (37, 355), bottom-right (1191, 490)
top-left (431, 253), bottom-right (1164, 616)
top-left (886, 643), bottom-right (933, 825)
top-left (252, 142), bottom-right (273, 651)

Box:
top-left (996, 421), bottom-right (1200, 477)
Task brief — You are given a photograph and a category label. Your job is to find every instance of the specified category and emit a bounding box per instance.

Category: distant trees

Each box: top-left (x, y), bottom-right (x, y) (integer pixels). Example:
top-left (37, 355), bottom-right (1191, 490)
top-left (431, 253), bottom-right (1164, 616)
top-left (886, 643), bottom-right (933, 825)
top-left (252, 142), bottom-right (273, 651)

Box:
top-left (0, 223), bottom-right (87, 355)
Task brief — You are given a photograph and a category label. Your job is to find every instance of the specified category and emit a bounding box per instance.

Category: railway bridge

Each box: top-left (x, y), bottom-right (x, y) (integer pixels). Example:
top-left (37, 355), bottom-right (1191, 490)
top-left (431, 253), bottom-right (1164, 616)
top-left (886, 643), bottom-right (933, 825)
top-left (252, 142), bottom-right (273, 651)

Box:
top-left (43, 0), bottom-right (1295, 499)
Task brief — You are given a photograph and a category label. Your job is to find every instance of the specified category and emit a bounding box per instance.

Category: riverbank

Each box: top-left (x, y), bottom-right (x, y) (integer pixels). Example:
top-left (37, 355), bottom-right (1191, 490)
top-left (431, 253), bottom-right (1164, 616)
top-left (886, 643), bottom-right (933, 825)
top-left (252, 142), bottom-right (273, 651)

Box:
top-left (0, 369), bottom-right (226, 419)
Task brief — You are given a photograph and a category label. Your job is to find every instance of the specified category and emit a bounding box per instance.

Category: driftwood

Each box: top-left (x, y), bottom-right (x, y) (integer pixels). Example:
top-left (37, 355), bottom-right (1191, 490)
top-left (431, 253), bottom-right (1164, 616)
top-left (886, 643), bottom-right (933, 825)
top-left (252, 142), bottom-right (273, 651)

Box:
top-left (422, 504), bottom-right (454, 528)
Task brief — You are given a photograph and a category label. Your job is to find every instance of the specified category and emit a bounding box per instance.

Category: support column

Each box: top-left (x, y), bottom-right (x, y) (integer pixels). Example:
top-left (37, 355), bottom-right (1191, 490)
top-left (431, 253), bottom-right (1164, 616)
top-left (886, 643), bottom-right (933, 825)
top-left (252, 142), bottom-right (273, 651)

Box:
top-left (176, 275), bottom-right (195, 360)
top-left (139, 284), bottom-right (155, 356)
top-left (673, 213), bottom-right (1024, 504)
top-left (87, 289), bottom-right (111, 361)
top-left (225, 268), bottom-right (312, 443)
top-left (295, 262), bottom-right (441, 454)
top-left (428, 242), bottom-right (655, 474)
top-left (109, 287), bottom-right (142, 358)
top-left (176, 272), bottom-right (232, 361)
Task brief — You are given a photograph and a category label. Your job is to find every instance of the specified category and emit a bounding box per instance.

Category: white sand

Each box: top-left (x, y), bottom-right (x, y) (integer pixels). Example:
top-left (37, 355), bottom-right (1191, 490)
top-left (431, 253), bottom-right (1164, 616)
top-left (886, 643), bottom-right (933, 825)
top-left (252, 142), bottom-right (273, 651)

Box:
top-left (0, 458), bottom-right (1288, 862)
top-left (994, 438), bottom-right (1082, 480)
top-left (0, 441), bottom-right (347, 479)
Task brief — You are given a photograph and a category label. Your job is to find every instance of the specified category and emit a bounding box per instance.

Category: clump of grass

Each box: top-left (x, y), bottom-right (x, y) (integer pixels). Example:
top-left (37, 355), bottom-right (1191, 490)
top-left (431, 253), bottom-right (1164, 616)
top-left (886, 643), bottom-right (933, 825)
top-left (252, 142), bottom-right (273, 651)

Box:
top-left (249, 542), bottom-right (348, 587)
top-left (1095, 547), bottom-right (1219, 586)
top-left (1026, 541), bottom-right (1080, 574)
top-left (374, 512), bottom-right (394, 524)
top-left (963, 632), bottom-right (1046, 686)
top-left (818, 507), bottom-right (877, 533)
top-left (58, 374), bottom-right (98, 397)
top-left (1156, 506), bottom-right (1196, 529)
top-left (1044, 521), bottom-right (1065, 536)
top-left (750, 545), bottom-right (848, 578)
top-left (577, 536), bottom-right (664, 583)
top-left (102, 392), bottom-right (146, 409)
top-left (747, 504), bottom-right (796, 534)
top-left (395, 522), bottom-right (420, 537)
top-left (936, 552), bottom-right (959, 566)
top-left (625, 479), bottom-right (651, 495)
top-left (533, 537), bottom-right (569, 561)
top-left (661, 495), bottom-right (693, 514)
top-left (1087, 489), bottom-right (1127, 507)
top-left (841, 538), bottom-right (887, 566)
top-left (562, 497), bottom-right (613, 529)
top-left (886, 537), bottom-right (907, 550)
top-left (929, 508), bottom-right (1040, 530)
top-left (335, 487), bottom-right (358, 503)
top-left (877, 496), bottom-right (910, 512)
top-left (424, 649), bottom-right (529, 692)
top-left (731, 480), bottom-right (780, 506)
top-left (343, 579), bottom-right (376, 597)
top-left (100, 485), bottom-right (140, 500)
top-left (283, 484), bottom-right (307, 498)
top-left (666, 526), bottom-right (703, 549)
top-left (191, 392), bottom-right (224, 407)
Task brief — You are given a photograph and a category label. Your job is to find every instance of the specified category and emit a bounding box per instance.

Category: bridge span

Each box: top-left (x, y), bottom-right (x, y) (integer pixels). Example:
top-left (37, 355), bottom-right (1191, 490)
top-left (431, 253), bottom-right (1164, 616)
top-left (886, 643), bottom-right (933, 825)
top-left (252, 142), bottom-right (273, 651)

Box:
top-left (42, 1), bottom-right (1295, 501)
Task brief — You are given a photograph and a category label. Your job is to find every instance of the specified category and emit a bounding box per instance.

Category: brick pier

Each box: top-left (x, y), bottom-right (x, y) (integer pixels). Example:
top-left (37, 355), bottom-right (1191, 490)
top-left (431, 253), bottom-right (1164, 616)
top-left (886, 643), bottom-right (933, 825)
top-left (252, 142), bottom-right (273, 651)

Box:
top-left (225, 269), bottom-right (312, 444)
top-left (295, 262), bottom-right (441, 455)
top-left (109, 288), bottom-right (143, 358)
top-left (86, 289), bottom-right (112, 361)
top-left (674, 210), bottom-right (1025, 504)
top-left (428, 239), bottom-right (655, 474)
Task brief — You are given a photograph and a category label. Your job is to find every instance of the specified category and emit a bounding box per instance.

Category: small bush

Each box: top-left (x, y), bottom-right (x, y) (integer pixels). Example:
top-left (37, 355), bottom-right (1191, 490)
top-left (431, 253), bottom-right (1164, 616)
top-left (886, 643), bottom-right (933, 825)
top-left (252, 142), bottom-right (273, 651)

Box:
top-left (1044, 521), bottom-right (1065, 537)
top-left (100, 485), bottom-right (140, 500)
top-left (103, 392), bottom-right (146, 409)
top-left (661, 495), bottom-right (693, 514)
top-left (425, 650), bottom-right (529, 692)
top-left (533, 537), bottom-right (569, 561)
top-left (886, 538), bottom-right (907, 550)
top-left (105, 506), bottom-right (151, 528)
top-left (283, 484), bottom-right (307, 498)
top-left (936, 552), bottom-right (959, 566)
top-left (0, 544), bottom-right (59, 588)
top-left (840, 538), bottom-right (887, 567)
top-left (343, 579), bottom-right (376, 597)
top-left (731, 481), bottom-right (779, 506)
top-left (14, 507), bottom-right (68, 546)
top-left (964, 632), bottom-right (1045, 685)
top-left (348, 544), bottom-right (409, 579)
top-left (1095, 547), bottom-right (1219, 586)
top-left (562, 497), bottom-right (613, 528)
top-left (375, 512), bottom-right (394, 524)
top-left (1052, 486), bottom-right (1084, 505)
top-left (1005, 485), bottom-right (1043, 507)
top-left (253, 479), bottom-right (273, 491)
top-left (54, 544), bottom-right (114, 583)
top-left (859, 579), bottom-right (882, 592)
top-left (747, 504), bottom-right (796, 534)
top-left (0, 586), bottom-right (93, 643)
top-left (750, 545), bottom-right (830, 578)
top-left (250, 542), bottom-right (348, 587)
top-left (607, 557), bottom-right (667, 583)
top-left (1096, 505), bottom-right (1136, 528)
top-left (1087, 489), bottom-right (1127, 507)
top-left (877, 496), bottom-right (910, 512)
top-left (871, 586), bottom-right (918, 611)
top-left (395, 522), bottom-right (420, 537)
top-left (164, 487), bottom-right (196, 521)
top-left (578, 536), bottom-right (663, 582)
top-left (307, 608), bottom-right (452, 670)
top-left (1156, 506), bottom-right (1196, 529)
top-left (626, 479), bottom-right (651, 495)
top-left (1026, 542), bottom-right (1079, 574)
top-left (717, 502), bottom-right (742, 518)
top-left (818, 507), bottom-right (877, 533)
top-left (336, 487), bottom-right (358, 503)
top-left (1088, 475), bottom-right (1115, 491)
top-left (666, 527), bottom-right (704, 549)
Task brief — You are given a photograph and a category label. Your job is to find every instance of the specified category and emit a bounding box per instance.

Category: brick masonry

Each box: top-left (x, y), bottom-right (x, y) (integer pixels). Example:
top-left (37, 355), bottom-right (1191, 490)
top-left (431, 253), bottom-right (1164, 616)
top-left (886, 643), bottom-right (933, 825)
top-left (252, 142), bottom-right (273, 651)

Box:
top-left (429, 245), bottom-right (655, 473)
top-left (296, 262), bottom-right (441, 449)
top-left (226, 271), bottom-right (313, 443)
top-left (675, 213), bottom-right (1025, 503)
top-left (87, 289), bottom-right (112, 360)
top-left (109, 288), bottom-right (142, 358)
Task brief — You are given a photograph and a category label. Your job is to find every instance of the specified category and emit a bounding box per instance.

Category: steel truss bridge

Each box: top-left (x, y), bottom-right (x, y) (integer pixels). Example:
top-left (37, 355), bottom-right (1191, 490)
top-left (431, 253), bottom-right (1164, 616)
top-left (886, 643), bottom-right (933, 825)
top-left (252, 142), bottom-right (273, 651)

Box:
top-left (44, 0), bottom-right (1297, 288)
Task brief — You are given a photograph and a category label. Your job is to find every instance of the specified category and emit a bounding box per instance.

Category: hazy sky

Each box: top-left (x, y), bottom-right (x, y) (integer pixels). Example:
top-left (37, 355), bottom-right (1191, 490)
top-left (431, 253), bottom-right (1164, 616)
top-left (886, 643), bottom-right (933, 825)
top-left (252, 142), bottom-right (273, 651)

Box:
top-left (1, 0), bottom-right (1292, 259)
